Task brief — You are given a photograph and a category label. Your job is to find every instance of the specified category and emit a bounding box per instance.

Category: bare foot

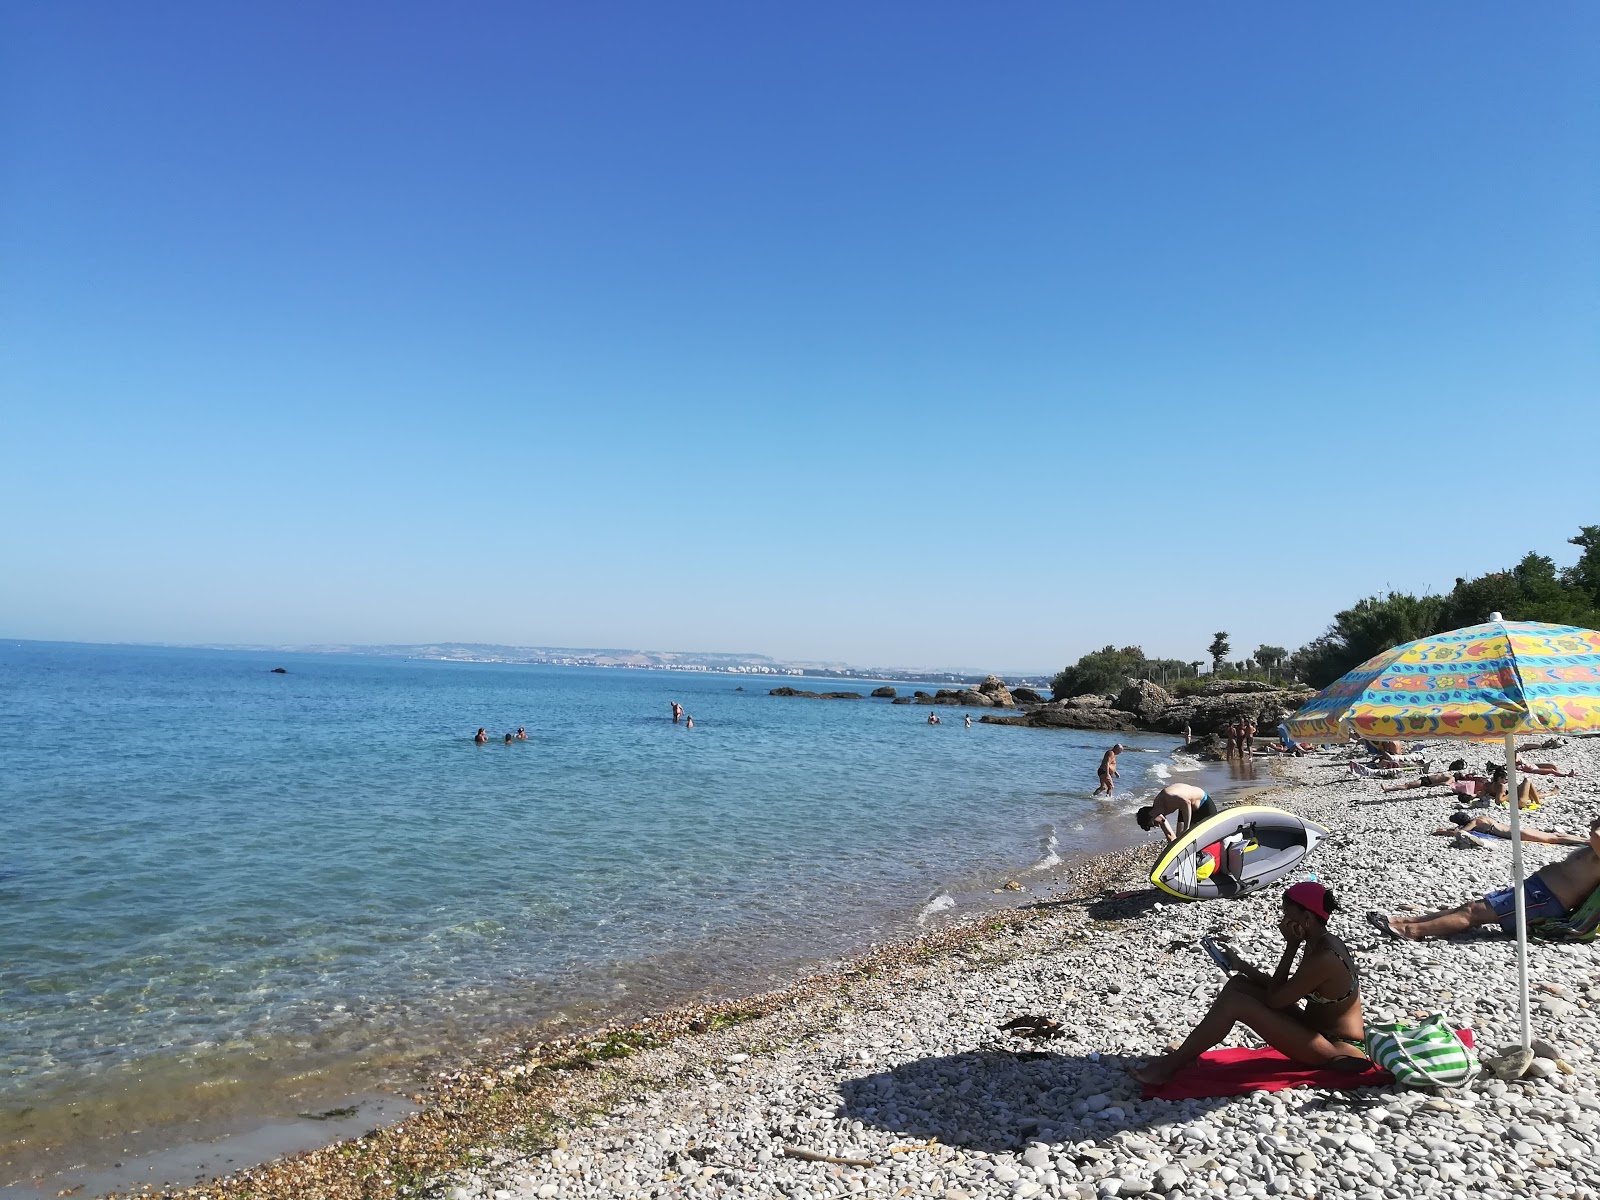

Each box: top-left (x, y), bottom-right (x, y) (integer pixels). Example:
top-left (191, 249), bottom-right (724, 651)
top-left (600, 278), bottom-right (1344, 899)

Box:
top-left (1130, 1057), bottom-right (1178, 1087)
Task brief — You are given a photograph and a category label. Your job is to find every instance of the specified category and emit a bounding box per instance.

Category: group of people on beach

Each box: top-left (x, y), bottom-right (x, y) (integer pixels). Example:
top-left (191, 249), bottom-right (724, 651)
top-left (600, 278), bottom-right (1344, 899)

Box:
top-left (1369, 757), bottom-right (1570, 807)
top-left (1127, 734), bottom-right (1599, 1088)
top-left (1221, 717), bottom-right (1256, 757)
top-left (474, 727), bottom-right (528, 745)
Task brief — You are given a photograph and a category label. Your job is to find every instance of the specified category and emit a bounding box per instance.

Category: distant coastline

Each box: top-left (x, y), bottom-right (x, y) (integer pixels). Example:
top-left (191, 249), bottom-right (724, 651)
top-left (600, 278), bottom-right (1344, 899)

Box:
top-left (7, 635), bottom-right (1055, 688)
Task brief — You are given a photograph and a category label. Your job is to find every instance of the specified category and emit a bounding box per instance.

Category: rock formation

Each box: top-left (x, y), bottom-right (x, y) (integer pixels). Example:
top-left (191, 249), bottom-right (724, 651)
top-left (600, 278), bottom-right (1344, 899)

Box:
top-left (1114, 680), bottom-right (1173, 724)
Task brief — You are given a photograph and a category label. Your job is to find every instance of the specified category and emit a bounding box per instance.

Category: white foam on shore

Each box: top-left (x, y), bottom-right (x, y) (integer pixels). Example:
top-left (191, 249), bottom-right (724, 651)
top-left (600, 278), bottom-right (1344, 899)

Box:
top-left (1031, 829), bottom-right (1062, 870)
top-left (915, 893), bottom-right (956, 924)
top-left (1149, 762), bottom-right (1171, 781)
top-left (1167, 754), bottom-right (1203, 773)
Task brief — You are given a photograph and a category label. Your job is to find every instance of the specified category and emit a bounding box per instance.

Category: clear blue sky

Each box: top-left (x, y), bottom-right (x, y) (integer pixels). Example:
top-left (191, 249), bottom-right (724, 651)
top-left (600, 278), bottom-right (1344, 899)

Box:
top-left (4, 4), bottom-right (1597, 671)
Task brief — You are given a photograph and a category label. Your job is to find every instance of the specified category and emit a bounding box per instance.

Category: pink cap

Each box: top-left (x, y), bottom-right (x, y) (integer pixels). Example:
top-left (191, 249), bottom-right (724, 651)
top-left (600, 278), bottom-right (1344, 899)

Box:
top-left (1285, 881), bottom-right (1331, 921)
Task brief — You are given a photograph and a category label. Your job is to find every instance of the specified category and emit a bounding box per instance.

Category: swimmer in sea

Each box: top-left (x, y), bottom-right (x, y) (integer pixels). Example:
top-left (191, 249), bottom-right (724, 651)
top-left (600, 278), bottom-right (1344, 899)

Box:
top-left (927, 713), bottom-right (942, 725)
top-left (504, 733), bottom-right (514, 744)
top-left (685, 714), bottom-right (694, 729)
top-left (671, 701), bottom-right (683, 724)
top-left (515, 727), bottom-right (528, 740)
top-left (964, 714), bottom-right (972, 729)
top-left (474, 728), bottom-right (489, 745)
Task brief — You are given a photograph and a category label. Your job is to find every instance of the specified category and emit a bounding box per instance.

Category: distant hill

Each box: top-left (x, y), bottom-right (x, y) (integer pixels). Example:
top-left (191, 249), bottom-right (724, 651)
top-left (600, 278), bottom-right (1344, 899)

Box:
top-left (196, 641), bottom-right (1053, 685)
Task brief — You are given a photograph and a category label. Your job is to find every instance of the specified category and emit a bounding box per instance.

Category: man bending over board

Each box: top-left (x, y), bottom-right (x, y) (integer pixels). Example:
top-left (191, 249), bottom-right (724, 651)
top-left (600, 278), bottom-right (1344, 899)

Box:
top-left (1137, 782), bottom-right (1220, 843)
top-left (1372, 813), bottom-right (1600, 940)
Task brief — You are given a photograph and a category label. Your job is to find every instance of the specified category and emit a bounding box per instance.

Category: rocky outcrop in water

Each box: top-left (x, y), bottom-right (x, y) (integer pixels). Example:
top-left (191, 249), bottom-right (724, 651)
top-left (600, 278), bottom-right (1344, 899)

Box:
top-left (1152, 687), bottom-right (1312, 736)
top-left (870, 686), bottom-right (897, 698)
top-left (769, 687), bottom-right (864, 700)
top-left (1114, 680), bottom-right (1172, 724)
top-left (981, 704), bottom-right (1138, 732)
top-left (975, 675), bottom-right (1016, 706)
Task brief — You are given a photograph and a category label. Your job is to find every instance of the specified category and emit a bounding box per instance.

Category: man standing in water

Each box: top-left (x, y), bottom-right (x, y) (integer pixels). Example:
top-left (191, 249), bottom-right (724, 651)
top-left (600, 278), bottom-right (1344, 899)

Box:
top-left (670, 701), bottom-right (682, 724)
top-left (1094, 744), bottom-right (1124, 797)
top-left (1137, 782), bottom-right (1220, 842)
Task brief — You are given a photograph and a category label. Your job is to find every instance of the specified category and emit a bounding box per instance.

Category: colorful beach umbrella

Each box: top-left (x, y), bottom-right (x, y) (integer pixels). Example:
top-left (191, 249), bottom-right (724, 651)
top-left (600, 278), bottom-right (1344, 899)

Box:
top-left (1285, 615), bottom-right (1600, 1053)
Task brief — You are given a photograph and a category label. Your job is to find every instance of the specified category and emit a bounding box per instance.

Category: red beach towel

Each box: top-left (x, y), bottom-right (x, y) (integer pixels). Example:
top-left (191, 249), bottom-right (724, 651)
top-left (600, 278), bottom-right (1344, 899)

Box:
top-left (1140, 1048), bottom-right (1392, 1100)
top-left (1140, 1030), bottom-right (1474, 1100)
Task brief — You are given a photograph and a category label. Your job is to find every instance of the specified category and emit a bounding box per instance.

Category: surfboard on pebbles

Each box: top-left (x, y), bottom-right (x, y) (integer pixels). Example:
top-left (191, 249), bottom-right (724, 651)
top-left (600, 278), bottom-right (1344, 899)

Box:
top-left (1150, 804), bottom-right (1329, 901)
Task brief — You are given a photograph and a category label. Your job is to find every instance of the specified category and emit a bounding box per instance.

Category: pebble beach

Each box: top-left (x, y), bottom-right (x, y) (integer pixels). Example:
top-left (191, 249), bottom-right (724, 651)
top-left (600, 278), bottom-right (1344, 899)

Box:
top-left (133, 736), bottom-right (1600, 1200)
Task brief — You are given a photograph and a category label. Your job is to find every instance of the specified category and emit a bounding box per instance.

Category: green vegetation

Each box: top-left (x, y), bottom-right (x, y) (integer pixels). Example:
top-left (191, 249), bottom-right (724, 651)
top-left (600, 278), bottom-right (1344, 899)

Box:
top-left (700, 1007), bottom-right (761, 1032)
top-left (1051, 645), bottom-right (1198, 699)
top-left (1288, 529), bottom-right (1600, 687)
top-left (1207, 632), bottom-right (1231, 673)
top-left (1051, 524), bottom-right (1600, 695)
top-left (1051, 645), bottom-right (1145, 698)
top-left (1254, 645), bottom-right (1288, 670)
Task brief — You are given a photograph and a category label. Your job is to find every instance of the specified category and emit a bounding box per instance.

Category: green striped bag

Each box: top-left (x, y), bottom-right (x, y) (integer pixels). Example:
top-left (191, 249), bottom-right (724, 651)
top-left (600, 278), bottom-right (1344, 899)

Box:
top-left (1364, 1015), bottom-right (1479, 1088)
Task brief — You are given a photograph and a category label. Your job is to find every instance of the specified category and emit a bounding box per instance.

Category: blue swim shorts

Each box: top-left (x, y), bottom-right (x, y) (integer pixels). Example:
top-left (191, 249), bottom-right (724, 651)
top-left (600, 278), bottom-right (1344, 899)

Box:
top-left (1485, 876), bottom-right (1568, 934)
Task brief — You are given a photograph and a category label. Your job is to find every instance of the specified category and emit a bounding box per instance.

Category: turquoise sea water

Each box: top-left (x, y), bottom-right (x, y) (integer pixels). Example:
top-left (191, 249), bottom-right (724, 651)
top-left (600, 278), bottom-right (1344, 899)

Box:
top-left (0, 641), bottom-right (1196, 1177)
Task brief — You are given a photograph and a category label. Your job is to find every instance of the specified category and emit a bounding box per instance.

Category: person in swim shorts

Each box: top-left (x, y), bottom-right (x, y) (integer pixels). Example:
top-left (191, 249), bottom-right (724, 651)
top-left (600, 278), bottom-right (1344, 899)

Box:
top-left (1094, 744), bottom-right (1124, 797)
top-left (1372, 813), bottom-right (1600, 939)
top-left (1136, 782), bottom-right (1219, 843)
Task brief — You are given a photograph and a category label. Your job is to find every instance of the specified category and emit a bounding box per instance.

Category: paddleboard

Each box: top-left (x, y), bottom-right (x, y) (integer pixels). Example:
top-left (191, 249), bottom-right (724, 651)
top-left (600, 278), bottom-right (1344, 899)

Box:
top-left (1149, 804), bottom-right (1329, 901)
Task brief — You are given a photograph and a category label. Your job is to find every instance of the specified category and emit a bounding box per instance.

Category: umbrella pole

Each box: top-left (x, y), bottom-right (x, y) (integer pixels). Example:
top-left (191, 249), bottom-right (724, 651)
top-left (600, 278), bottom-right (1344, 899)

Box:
top-left (1504, 731), bottom-right (1531, 1052)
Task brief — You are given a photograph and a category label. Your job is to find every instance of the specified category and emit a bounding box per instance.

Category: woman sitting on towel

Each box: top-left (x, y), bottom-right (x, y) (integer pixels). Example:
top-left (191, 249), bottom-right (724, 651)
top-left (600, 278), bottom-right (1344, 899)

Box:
top-left (1132, 882), bottom-right (1366, 1087)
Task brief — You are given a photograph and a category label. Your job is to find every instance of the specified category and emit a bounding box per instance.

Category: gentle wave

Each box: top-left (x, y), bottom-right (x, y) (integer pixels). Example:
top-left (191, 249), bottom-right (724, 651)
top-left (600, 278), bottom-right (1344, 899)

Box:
top-left (0, 641), bottom-right (1179, 1178)
top-left (916, 893), bottom-right (956, 924)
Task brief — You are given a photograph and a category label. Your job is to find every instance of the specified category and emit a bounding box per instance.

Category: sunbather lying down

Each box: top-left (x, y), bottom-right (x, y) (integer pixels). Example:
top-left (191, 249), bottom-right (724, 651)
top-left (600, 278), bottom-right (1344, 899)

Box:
top-left (1397, 768), bottom-right (1550, 809)
top-left (1516, 760), bottom-right (1578, 778)
top-left (1373, 814), bottom-right (1600, 940)
top-left (1430, 811), bottom-right (1587, 846)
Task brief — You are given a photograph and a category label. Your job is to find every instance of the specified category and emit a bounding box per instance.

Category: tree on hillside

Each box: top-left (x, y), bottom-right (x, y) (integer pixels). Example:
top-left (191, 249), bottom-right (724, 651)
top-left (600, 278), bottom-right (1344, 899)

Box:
top-left (1051, 645), bottom-right (1146, 699)
top-left (1283, 524), bottom-right (1600, 690)
top-left (1565, 526), bottom-right (1600, 607)
top-left (1208, 632), bottom-right (1230, 673)
top-left (1255, 645), bottom-right (1288, 670)
top-left (1434, 552), bottom-right (1600, 632)
top-left (1288, 592), bottom-right (1444, 688)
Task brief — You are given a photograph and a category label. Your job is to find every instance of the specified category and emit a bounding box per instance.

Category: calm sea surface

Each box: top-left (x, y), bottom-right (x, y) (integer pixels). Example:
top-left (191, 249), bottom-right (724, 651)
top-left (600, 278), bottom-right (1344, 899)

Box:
top-left (0, 641), bottom-right (1198, 1178)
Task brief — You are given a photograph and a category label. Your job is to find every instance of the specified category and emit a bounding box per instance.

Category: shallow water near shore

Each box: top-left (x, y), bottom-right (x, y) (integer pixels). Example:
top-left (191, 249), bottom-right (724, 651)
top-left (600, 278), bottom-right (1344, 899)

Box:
top-left (1, 641), bottom-right (1228, 1187)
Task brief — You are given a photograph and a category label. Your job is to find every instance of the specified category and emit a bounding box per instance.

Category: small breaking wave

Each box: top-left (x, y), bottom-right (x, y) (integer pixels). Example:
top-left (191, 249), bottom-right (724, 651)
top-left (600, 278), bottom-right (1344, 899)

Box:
top-left (1032, 827), bottom-right (1062, 870)
top-left (1149, 762), bottom-right (1171, 781)
top-left (916, 893), bottom-right (956, 924)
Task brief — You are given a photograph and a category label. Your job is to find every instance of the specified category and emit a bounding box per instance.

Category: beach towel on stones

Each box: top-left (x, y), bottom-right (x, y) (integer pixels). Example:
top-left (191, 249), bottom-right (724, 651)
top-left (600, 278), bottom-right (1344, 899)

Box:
top-left (1149, 804), bottom-right (1329, 900)
top-left (1530, 882), bottom-right (1600, 943)
top-left (1140, 1047), bottom-right (1394, 1100)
